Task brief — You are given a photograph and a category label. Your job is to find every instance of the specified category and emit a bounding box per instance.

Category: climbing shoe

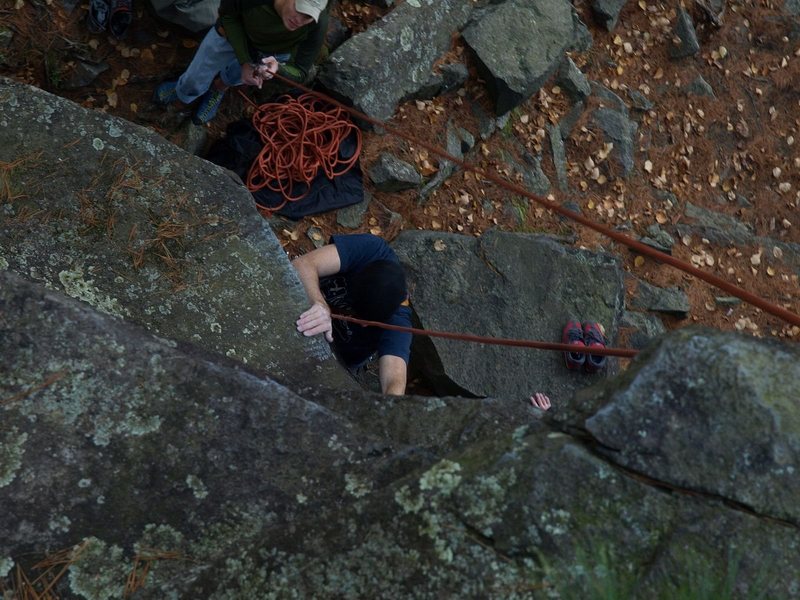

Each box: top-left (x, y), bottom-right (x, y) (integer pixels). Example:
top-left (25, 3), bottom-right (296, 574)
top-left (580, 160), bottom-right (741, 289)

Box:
top-left (583, 321), bottom-right (607, 373)
top-left (562, 320), bottom-right (586, 370)
top-left (193, 88), bottom-right (225, 124)
top-left (153, 80), bottom-right (179, 105)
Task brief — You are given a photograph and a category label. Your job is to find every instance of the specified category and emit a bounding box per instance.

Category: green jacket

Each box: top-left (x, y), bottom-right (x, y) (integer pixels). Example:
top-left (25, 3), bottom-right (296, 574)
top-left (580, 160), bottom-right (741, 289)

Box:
top-left (218, 0), bottom-right (329, 82)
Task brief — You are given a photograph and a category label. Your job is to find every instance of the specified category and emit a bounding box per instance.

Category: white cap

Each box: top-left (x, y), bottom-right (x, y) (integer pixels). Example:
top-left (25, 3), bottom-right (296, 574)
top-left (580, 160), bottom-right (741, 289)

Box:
top-left (295, 0), bottom-right (327, 22)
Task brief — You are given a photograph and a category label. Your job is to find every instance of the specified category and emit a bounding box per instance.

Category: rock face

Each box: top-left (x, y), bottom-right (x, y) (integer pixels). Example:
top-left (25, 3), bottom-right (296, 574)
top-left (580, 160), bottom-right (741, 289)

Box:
top-left (630, 277), bottom-right (691, 317)
top-left (0, 77), bottom-right (353, 392)
top-left (557, 57), bottom-right (592, 101)
top-left (670, 7), bottom-right (700, 58)
top-left (462, 0), bottom-right (577, 115)
top-left (0, 271), bottom-right (392, 574)
top-left (317, 0), bottom-right (472, 121)
top-left (585, 328), bottom-right (800, 526)
top-left (368, 153), bottom-right (422, 192)
top-left (591, 106), bottom-right (638, 177)
top-left (3, 276), bottom-right (800, 597)
top-left (392, 230), bottom-right (626, 400)
top-left (3, 72), bottom-right (800, 600)
top-left (591, 0), bottom-right (627, 31)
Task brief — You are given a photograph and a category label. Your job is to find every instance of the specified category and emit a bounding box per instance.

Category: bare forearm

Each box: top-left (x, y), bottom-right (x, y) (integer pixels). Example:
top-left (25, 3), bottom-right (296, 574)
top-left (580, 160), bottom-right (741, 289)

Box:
top-left (292, 256), bottom-right (327, 306)
top-left (292, 247), bottom-right (341, 342)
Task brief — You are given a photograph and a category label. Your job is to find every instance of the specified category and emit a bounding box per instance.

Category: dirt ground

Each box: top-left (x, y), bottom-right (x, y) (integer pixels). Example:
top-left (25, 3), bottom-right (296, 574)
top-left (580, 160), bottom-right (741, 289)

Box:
top-left (2, 0), bottom-right (799, 350)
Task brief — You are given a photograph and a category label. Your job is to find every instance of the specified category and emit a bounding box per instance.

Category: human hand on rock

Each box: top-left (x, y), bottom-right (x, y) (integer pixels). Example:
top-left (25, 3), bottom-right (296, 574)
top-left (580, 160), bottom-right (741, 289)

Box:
top-left (297, 301), bottom-right (333, 343)
top-left (530, 392), bottom-right (551, 411)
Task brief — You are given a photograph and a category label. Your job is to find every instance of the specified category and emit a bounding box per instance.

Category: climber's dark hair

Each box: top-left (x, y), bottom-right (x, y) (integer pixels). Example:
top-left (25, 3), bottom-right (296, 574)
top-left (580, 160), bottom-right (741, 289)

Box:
top-left (348, 260), bottom-right (406, 323)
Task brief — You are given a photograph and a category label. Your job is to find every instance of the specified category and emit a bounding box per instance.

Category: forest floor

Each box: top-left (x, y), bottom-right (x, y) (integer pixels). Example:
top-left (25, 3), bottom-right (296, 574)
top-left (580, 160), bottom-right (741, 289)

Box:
top-left (2, 0), bottom-right (799, 351)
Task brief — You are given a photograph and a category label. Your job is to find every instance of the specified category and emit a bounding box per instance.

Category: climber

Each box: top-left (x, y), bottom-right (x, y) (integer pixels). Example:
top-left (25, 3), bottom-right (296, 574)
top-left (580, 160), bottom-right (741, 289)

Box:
top-left (292, 233), bottom-right (412, 396)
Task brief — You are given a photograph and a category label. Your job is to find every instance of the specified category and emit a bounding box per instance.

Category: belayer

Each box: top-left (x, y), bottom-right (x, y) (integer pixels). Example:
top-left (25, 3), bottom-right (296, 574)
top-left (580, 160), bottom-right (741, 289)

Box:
top-left (154, 0), bottom-right (329, 124)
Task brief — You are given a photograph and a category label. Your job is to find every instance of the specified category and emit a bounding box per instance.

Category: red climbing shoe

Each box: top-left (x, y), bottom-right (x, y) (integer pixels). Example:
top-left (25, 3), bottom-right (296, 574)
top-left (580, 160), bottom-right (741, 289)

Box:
top-left (562, 320), bottom-right (586, 370)
top-left (583, 322), bottom-right (607, 373)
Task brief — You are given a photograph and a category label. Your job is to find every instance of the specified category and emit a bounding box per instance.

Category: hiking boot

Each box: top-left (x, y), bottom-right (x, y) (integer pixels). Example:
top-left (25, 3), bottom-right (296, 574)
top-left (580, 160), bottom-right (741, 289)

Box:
top-left (153, 80), bottom-right (179, 105)
top-left (562, 320), bottom-right (586, 370)
top-left (583, 322), bottom-right (607, 373)
top-left (193, 88), bottom-right (226, 124)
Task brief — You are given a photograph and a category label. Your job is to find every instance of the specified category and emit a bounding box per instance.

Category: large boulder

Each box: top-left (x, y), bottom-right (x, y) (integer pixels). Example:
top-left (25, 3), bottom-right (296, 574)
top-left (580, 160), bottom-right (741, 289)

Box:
top-left (317, 0), bottom-right (472, 122)
top-left (0, 271), bottom-right (403, 578)
top-left (148, 334), bottom-right (800, 599)
top-left (462, 0), bottom-right (578, 115)
top-left (4, 270), bottom-right (800, 597)
top-left (0, 77), bottom-right (353, 392)
top-left (392, 230), bottom-right (625, 401)
top-left (585, 328), bottom-right (800, 525)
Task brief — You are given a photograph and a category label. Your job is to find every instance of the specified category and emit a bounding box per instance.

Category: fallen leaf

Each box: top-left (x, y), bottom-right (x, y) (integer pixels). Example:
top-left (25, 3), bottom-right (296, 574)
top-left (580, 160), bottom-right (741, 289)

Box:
top-left (644, 160), bottom-right (653, 173)
top-left (433, 239), bottom-right (447, 252)
top-left (773, 247), bottom-right (784, 259)
top-left (370, 227), bottom-right (382, 235)
top-left (182, 39), bottom-right (199, 49)
top-left (431, 220), bottom-right (442, 230)
top-left (655, 211), bottom-right (668, 224)
top-left (419, 160), bottom-right (438, 177)
top-left (750, 252), bottom-right (762, 266)
top-left (634, 255), bottom-right (645, 267)
top-left (106, 91), bottom-right (118, 108)
top-left (767, 266), bottom-right (776, 276)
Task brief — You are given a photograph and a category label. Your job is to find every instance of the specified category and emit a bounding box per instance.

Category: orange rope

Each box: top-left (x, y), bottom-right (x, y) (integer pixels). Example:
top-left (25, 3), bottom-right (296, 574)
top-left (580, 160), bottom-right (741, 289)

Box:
top-left (243, 93), bottom-right (362, 215)
top-left (332, 313), bottom-right (639, 357)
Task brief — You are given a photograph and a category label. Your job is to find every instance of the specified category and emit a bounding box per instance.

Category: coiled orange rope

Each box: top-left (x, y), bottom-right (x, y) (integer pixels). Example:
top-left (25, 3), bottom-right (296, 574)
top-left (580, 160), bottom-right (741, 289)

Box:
top-left (245, 93), bottom-right (362, 214)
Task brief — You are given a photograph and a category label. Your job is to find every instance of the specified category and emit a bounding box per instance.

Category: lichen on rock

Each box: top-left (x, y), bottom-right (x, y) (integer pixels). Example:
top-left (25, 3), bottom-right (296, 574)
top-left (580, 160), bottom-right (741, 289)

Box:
top-left (0, 428), bottom-right (28, 488)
